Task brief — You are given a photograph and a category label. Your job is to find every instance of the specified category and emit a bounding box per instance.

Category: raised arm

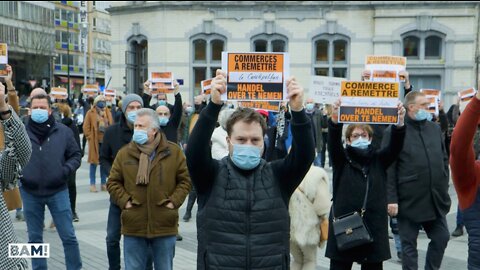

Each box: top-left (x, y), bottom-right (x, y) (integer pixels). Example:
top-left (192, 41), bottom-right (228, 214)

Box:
top-left (185, 70), bottom-right (224, 194)
top-left (0, 82), bottom-right (32, 190)
top-left (450, 95), bottom-right (480, 209)
top-left (272, 77), bottom-right (315, 197)
top-left (169, 83), bottom-right (183, 129)
top-left (378, 102), bottom-right (406, 168)
top-left (327, 100), bottom-right (347, 169)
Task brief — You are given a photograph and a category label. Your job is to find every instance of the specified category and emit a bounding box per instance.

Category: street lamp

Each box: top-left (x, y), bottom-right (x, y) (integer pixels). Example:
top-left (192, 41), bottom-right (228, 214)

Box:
top-left (81, 22), bottom-right (88, 88)
top-left (66, 10), bottom-right (71, 97)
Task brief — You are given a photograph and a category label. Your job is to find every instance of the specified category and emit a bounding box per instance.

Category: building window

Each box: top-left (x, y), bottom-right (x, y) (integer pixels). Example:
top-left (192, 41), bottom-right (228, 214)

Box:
top-left (251, 34), bottom-right (287, 52)
top-left (313, 34), bottom-right (349, 78)
top-left (191, 34), bottom-right (226, 95)
top-left (402, 31), bottom-right (444, 60)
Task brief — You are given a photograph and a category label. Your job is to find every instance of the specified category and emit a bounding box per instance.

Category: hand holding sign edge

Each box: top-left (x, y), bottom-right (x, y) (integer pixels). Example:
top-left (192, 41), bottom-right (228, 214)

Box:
top-left (286, 76), bottom-right (304, 112)
top-left (211, 69), bottom-right (226, 105)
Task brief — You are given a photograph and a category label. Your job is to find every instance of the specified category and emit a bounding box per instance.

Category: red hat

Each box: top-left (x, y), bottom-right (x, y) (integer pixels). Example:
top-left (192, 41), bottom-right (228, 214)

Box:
top-left (257, 109), bottom-right (269, 118)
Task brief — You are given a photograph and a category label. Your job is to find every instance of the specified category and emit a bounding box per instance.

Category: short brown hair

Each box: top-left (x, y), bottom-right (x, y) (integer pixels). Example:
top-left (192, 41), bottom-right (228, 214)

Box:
top-left (30, 94), bottom-right (52, 108)
top-left (404, 91), bottom-right (425, 110)
top-left (226, 107), bottom-right (267, 136)
top-left (345, 124), bottom-right (373, 141)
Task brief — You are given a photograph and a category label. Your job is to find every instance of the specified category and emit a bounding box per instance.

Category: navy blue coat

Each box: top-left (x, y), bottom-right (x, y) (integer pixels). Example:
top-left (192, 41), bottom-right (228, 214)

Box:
top-left (21, 121), bottom-right (82, 197)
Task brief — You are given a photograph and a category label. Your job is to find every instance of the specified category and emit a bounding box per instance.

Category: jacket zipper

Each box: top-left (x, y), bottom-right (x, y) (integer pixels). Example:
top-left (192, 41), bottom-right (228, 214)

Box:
top-left (246, 174), bottom-right (252, 269)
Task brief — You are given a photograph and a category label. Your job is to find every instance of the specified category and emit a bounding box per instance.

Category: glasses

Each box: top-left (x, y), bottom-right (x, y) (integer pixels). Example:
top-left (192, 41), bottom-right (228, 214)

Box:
top-left (351, 133), bottom-right (368, 140)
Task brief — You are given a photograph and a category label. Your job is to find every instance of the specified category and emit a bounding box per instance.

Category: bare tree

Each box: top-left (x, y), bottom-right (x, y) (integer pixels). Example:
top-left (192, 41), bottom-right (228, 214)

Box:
top-left (17, 23), bottom-right (55, 80)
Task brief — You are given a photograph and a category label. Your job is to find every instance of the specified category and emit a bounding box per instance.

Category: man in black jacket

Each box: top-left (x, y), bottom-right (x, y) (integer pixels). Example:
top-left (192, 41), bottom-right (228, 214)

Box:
top-left (186, 70), bottom-right (315, 269)
top-left (384, 91), bottom-right (451, 270)
top-left (100, 94), bottom-right (143, 270)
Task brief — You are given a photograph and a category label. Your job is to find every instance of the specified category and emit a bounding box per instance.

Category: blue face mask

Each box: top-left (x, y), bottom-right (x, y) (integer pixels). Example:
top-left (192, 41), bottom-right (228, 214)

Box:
top-left (158, 100), bottom-right (167, 106)
top-left (31, 109), bottom-right (49, 123)
top-left (415, 109), bottom-right (433, 121)
top-left (350, 137), bottom-right (371, 149)
top-left (127, 111), bottom-right (137, 124)
top-left (159, 117), bottom-right (169, 127)
top-left (97, 101), bottom-right (106, 109)
top-left (231, 144), bottom-right (262, 170)
top-left (132, 129), bottom-right (148, 145)
top-left (305, 103), bottom-right (315, 111)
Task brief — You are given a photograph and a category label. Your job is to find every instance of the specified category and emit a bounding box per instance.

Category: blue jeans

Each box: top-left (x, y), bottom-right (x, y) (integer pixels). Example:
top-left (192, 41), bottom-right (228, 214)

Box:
top-left (457, 205), bottom-right (464, 227)
top-left (463, 190), bottom-right (480, 269)
top-left (313, 151), bottom-right (321, 167)
top-left (89, 163), bottom-right (107, 185)
top-left (124, 235), bottom-right (176, 270)
top-left (20, 188), bottom-right (82, 270)
top-left (106, 201), bottom-right (122, 270)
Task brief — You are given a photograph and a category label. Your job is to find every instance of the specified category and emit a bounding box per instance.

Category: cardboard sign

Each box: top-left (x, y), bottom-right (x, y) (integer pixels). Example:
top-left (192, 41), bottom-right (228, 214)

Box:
top-left (104, 89), bottom-right (116, 102)
top-left (364, 55), bottom-right (406, 83)
top-left (458, 87), bottom-right (476, 113)
top-left (221, 52), bottom-right (289, 101)
top-left (50, 87), bottom-right (68, 100)
top-left (201, 79), bottom-right (212, 95)
top-left (339, 81), bottom-right (399, 124)
top-left (150, 72), bottom-right (174, 91)
top-left (82, 84), bottom-right (99, 96)
top-left (151, 82), bottom-right (174, 94)
top-left (238, 101), bottom-right (281, 112)
top-left (310, 76), bottom-right (345, 104)
top-left (0, 43), bottom-right (8, 77)
top-left (420, 89), bottom-right (441, 116)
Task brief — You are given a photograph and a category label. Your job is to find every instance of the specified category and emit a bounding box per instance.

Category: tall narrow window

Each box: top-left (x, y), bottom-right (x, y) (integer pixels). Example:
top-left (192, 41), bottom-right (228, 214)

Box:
top-left (251, 34), bottom-right (288, 52)
top-left (313, 34), bottom-right (349, 78)
top-left (191, 34), bottom-right (226, 95)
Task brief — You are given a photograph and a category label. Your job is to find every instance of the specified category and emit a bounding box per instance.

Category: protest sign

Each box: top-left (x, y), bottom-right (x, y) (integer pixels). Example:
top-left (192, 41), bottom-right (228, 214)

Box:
top-left (420, 89), bottom-right (441, 116)
top-left (82, 84), bottom-right (99, 96)
top-left (0, 43), bottom-right (8, 77)
top-left (201, 79), bottom-right (212, 95)
top-left (50, 87), bottom-right (68, 100)
top-left (221, 52), bottom-right (289, 101)
top-left (104, 89), bottom-right (116, 102)
top-left (238, 101), bottom-right (281, 112)
top-left (458, 87), bottom-right (476, 113)
top-left (310, 76), bottom-right (345, 104)
top-left (364, 55), bottom-right (406, 83)
top-left (339, 81), bottom-right (399, 124)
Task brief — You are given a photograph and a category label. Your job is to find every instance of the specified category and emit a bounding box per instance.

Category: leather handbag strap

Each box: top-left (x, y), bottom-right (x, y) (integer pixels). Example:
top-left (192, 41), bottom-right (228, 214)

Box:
top-left (331, 172), bottom-right (370, 220)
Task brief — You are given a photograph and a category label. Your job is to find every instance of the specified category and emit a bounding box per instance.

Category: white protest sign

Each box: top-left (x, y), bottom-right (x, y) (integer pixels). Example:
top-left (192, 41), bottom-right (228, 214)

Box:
top-left (310, 76), bottom-right (345, 104)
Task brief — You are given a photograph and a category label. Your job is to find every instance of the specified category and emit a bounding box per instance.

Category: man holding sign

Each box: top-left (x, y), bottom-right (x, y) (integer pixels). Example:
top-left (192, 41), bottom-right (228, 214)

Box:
top-left (186, 69), bottom-right (314, 269)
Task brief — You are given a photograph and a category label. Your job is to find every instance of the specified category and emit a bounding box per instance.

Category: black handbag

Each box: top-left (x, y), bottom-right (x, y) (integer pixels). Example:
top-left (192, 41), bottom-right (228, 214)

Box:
top-left (331, 176), bottom-right (373, 251)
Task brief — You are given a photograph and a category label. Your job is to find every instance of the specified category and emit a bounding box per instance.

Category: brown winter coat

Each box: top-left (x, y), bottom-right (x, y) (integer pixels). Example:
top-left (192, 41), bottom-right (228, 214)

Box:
top-left (107, 133), bottom-right (191, 238)
top-left (83, 107), bottom-right (113, 164)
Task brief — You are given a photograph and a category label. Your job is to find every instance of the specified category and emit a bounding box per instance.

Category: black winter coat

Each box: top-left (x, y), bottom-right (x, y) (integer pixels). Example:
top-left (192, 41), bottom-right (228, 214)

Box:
top-left (384, 115), bottom-right (451, 223)
top-left (325, 120), bottom-right (406, 262)
top-left (100, 114), bottom-right (133, 174)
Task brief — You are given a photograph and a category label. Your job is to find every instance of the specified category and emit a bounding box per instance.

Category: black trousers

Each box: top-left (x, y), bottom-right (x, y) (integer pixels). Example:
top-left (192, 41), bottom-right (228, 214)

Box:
top-left (330, 260), bottom-right (383, 270)
top-left (67, 173), bottom-right (77, 214)
top-left (397, 216), bottom-right (449, 270)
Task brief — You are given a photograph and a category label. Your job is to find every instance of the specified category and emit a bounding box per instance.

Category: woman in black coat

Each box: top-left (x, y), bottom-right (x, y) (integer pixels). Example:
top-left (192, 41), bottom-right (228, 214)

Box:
top-left (325, 100), bottom-right (406, 270)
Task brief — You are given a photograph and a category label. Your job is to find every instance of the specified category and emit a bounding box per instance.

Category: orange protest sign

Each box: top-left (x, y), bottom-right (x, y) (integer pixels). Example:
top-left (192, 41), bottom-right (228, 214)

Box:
top-left (104, 89), bottom-right (116, 101)
top-left (201, 79), bottom-right (212, 95)
top-left (151, 82), bottom-right (174, 94)
top-left (339, 81), bottom-right (399, 124)
top-left (221, 52), bottom-right (289, 101)
top-left (0, 43), bottom-right (8, 77)
top-left (50, 87), bottom-right (68, 100)
top-left (82, 84), bottom-right (99, 96)
top-left (238, 101), bottom-right (280, 112)
top-left (420, 89), bottom-right (441, 99)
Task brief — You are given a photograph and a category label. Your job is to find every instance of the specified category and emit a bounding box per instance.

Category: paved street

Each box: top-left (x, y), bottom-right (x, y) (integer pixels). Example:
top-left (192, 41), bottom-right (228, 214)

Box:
top-left (10, 155), bottom-right (468, 269)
